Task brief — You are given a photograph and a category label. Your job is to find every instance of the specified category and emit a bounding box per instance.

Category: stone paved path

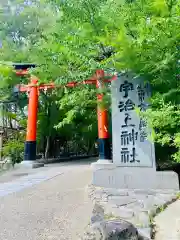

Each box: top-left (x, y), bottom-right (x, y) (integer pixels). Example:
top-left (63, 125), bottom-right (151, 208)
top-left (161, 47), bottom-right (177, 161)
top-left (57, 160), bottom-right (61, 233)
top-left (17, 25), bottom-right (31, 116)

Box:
top-left (0, 160), bottom-right (94, 240)
top-left (154, 199), bottom-right (180, 240)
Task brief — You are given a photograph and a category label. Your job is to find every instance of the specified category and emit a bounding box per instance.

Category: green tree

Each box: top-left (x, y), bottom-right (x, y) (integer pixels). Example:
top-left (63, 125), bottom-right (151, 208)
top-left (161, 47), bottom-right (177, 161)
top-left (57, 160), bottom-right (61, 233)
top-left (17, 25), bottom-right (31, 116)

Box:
top-left (0, 0), bottom-right (179, 163)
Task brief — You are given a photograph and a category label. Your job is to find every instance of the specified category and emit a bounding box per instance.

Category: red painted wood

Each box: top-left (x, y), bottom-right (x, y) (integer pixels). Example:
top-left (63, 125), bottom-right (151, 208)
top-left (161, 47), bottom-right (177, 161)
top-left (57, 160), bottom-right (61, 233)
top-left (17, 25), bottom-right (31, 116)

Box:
top-left (26, 78), bottom-right (38, 141)
top-left (15, 70), bottom-right (116, 93)
top-left (96, 70), bottom-right (109, 139)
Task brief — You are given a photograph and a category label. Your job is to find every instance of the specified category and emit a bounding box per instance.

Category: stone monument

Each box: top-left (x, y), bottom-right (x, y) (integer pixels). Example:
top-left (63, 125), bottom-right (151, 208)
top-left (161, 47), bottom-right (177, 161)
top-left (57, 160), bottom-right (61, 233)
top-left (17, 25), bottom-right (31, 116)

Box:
top-left (92, 72), bottom-right (179, 190)
top-left (112, 72), bottom-right (155, 168)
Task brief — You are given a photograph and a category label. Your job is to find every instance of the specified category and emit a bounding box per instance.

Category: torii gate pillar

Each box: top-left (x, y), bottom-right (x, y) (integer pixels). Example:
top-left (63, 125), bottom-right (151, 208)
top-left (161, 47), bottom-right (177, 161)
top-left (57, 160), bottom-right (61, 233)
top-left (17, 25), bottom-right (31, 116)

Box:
top-left (13, 64), bottom-right (40, 166)
top-left (24, 77), bottom-right (38, 162)
top-left (96, 70), bottom-right (111, 162)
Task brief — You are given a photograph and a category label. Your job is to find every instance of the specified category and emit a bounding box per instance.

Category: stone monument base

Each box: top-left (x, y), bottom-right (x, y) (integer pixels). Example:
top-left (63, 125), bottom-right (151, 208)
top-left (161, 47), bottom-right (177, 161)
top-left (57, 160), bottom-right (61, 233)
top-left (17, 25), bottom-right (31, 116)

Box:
top-left (91, 162), bottom-right (179, 190)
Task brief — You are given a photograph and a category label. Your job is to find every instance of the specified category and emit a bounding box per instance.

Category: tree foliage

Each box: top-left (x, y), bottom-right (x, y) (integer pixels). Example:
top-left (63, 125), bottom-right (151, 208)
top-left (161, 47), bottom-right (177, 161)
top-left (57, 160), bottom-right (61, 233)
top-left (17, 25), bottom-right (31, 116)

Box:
top-left (0, 0), bottom-right (179, 163)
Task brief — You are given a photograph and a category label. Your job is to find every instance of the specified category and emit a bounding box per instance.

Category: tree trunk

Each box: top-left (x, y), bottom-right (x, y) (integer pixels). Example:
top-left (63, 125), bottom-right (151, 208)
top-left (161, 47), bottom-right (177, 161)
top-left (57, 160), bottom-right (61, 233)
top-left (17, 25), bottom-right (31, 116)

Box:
top-left (45, 136), bottom-right (50, 159)
top-left (0, 134), bottom-right (3, 161)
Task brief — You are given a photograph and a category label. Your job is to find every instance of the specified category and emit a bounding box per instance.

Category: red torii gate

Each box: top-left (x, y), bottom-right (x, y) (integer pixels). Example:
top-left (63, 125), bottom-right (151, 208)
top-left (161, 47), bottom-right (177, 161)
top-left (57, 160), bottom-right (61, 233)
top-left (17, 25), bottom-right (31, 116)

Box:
top-left (13, 63), bottom-right (117, 163)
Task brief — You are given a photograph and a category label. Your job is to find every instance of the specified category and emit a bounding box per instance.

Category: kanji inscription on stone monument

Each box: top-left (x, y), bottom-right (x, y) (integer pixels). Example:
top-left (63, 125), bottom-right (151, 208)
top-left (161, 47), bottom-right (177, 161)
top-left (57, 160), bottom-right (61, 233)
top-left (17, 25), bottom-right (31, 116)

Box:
top-left (111, 72), bottom-right (155, 167)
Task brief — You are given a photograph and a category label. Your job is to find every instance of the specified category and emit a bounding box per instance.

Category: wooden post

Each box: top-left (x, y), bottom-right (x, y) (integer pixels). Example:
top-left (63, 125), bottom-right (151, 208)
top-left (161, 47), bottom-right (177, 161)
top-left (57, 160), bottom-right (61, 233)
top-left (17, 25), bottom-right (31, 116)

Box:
top-left (24, 77), bottom-right (38, 161)
top-left (96, 70), bottom-right (111, 160)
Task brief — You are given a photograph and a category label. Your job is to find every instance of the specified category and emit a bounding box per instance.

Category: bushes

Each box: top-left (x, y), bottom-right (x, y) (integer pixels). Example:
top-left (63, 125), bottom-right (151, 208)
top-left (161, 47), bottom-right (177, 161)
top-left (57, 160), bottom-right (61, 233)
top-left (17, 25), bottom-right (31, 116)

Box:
top-left (2, 140), bottom-right (24, 166)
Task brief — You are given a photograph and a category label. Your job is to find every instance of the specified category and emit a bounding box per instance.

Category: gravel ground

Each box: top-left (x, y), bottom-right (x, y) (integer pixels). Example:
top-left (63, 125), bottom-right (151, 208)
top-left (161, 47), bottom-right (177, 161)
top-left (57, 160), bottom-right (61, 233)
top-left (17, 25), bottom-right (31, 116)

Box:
top-left (0, 161), bottom-right (94, 240)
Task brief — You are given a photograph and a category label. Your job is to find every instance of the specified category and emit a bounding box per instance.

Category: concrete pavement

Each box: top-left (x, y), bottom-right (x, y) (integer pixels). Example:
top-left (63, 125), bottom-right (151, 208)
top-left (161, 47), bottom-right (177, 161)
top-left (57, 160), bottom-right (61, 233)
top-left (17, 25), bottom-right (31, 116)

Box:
top-left (0, 160), bottom-right (94, 240)
top-left (154, 199), bottom-right (180, 240)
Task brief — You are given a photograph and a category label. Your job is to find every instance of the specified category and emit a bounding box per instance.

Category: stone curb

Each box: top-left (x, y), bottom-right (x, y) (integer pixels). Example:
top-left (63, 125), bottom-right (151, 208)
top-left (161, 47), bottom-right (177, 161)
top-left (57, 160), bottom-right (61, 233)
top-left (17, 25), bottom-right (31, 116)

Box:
top-left (32, 162), bottom-right (45, 168)
top-left (150, 196), bottom-right (180, 239)
top-left (41, 155), bottom-right (98, 164)
top-left (81, 185), bottom-right (180, 240)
